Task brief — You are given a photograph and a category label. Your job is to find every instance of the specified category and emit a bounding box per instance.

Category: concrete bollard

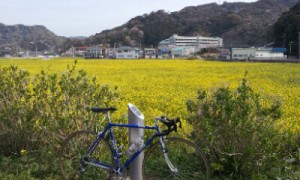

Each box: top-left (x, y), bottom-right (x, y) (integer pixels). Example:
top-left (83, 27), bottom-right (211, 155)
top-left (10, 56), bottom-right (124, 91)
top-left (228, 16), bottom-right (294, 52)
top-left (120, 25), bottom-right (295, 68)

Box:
top-left (128, 103), bottom-right (144, 180)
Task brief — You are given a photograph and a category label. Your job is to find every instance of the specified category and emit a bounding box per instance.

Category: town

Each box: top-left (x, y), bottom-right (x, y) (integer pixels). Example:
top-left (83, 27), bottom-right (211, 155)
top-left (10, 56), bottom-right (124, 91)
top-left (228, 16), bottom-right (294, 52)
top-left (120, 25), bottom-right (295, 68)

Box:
top-left (5, 33), bottom-right (299, 62)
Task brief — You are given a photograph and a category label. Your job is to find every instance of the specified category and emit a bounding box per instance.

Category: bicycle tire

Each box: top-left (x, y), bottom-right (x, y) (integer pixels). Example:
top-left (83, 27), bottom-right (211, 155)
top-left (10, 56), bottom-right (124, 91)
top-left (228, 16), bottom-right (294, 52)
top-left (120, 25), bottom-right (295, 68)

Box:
top-left (143, 137), bottom-right (210, 180)
top-left (59, 130), bottom-right (114, 180)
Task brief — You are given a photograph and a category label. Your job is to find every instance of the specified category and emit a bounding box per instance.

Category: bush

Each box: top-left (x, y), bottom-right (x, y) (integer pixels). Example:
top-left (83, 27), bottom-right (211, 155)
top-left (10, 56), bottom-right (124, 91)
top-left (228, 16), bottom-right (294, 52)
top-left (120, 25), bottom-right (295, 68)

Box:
top-left (0, 61), bottom-right (118, 178)
top-left (186, 76), bottom-right (299, 179)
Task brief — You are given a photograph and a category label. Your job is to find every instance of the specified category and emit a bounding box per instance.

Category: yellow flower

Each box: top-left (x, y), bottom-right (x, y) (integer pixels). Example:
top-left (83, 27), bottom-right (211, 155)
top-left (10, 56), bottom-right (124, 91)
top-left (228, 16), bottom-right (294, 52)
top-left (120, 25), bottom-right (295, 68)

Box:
top-left (20, 149), bottom-right (27, 156)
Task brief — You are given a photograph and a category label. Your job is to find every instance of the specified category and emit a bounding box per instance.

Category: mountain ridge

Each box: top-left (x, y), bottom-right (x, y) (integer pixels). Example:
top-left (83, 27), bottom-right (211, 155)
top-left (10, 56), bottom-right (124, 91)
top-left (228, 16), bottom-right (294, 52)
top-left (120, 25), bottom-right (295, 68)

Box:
top-left (0, 23), bottom-right (66, 56)
top-left (1, 0), bottom-right (299, 55)
top-left (87, 0), bottom-right (299, 48)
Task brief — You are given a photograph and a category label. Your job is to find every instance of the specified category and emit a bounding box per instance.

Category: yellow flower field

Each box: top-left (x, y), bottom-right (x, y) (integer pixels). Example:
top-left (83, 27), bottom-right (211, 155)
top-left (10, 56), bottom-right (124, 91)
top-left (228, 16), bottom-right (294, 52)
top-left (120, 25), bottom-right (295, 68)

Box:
top-left (0, 58), bottom-right (299, 133)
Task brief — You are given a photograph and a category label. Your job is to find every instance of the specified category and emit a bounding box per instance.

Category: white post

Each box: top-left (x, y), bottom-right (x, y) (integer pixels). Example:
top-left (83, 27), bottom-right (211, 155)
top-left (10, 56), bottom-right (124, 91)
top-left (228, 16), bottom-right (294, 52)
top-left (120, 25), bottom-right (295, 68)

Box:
top-left (128, 103), bottom-right (144, 180)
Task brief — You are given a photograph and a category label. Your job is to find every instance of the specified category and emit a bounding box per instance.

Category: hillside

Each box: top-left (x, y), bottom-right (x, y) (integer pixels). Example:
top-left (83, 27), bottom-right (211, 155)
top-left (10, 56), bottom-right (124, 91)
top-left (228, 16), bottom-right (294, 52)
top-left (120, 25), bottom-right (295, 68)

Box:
top-left (273, 2), bottom-right (300, 57)
top-left (0, 23), bottom-right (66, 56)
top-left (87, 0), bottom-right (299, 48)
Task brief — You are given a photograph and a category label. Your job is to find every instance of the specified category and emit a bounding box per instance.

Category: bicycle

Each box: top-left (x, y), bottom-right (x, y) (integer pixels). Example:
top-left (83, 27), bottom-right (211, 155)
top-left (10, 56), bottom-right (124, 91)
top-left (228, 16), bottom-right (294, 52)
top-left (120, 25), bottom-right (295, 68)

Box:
top-left (59, 106), bottom-right (210, 179)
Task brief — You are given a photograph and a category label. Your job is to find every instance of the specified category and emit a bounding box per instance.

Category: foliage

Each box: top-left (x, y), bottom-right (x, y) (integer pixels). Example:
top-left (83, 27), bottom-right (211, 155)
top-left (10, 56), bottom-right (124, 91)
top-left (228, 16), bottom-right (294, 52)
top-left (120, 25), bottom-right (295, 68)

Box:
top-left (87, 1), bottom-right (298, 47)
top-left (0, 61), bottom-right (118, 178)
top-left (0, 58), bottom-right (299, 178)
top-left (186, 76), bottom-right (299, 179)
top-left (0, 23), bottom-right (65, 56)
top-left (142, 10), bottom-right (178, 46)
top-left (273, 2), bottom-right (300, 57)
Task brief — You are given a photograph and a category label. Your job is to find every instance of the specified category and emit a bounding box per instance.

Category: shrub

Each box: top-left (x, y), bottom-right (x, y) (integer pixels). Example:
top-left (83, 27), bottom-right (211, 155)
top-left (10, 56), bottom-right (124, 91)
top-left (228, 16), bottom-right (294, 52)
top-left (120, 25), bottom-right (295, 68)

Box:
top-left (0, 66), bottom-right (33, 156)
top-left (186, 76), bottom-right (299, 179)
top-left (0, 61), bottom-right (118, 178)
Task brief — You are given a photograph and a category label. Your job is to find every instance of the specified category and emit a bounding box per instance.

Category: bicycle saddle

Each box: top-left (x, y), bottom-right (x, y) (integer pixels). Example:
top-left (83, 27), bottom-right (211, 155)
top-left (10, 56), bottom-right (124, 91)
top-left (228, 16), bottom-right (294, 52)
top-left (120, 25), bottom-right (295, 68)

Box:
top-left (91, 107), bottom-right (117, 114)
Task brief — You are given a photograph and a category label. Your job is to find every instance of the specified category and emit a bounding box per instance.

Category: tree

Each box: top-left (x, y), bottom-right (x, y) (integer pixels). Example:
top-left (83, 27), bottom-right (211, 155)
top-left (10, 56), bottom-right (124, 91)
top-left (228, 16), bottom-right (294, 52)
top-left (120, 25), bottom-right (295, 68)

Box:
top-left (273, 2), bottom-right (300, 57)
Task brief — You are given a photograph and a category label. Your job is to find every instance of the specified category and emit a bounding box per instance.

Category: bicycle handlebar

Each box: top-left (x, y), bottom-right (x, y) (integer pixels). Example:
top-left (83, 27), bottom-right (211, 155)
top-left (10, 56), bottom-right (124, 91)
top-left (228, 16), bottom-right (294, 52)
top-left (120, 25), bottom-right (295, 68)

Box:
top-left (90, 107), bottom-right (181, 136)
top-left (154, 116), bottom-right (182, 136)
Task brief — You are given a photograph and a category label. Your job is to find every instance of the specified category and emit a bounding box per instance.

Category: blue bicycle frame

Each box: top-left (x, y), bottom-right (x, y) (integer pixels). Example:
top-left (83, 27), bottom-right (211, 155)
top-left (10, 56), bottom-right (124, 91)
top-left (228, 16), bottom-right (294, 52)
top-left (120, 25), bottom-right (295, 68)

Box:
top-left (81, 122), bottom-right (161, 175)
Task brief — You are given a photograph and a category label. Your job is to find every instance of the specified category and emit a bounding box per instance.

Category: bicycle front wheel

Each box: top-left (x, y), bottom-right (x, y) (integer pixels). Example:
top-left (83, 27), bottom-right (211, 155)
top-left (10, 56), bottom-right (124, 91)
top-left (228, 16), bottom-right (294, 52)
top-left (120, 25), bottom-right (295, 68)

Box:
top-left (59, 130), bottom-right (114, 180)
top-left (143, 137), bottom-right (210, 180)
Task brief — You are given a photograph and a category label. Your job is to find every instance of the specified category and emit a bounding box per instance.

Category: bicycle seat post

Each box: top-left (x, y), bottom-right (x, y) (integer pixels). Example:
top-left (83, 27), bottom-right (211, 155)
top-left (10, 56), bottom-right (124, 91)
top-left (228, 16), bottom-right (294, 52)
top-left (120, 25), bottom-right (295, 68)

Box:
top-left (106, 111), bottom-right (112, 123)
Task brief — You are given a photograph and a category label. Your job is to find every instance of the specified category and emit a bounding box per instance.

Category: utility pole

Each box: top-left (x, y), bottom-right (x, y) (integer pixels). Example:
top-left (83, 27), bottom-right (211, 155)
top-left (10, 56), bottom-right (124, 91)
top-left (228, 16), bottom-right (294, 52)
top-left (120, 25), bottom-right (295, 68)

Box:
top-left (29, 41), bottom-right (38, 57)
top-left (196, 35), bottom-right (200, 52)
top-left (71, 45), bottom-right (75, 58)
top-left (35, 43), bottom-right (38, 57)
top-left (15, 45), bottom-right (18, 58)
top-left (289, 41), bottom-right (294, 58)
top-left (283, 33), bottom-right (287, 48)
top-left (298, 32), bottom-right (300, 59)
top-left (95, 46), bottom-right (98, 58)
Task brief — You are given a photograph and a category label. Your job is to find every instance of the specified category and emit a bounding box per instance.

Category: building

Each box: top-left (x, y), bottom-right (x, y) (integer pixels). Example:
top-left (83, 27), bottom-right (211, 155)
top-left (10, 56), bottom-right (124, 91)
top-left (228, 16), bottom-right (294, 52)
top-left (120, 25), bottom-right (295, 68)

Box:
top-left (231, 47), bottom-right (287, 60)
top-left (219, 49), bottom-right (231, 59)
top-left (63, 46), bottom-right (87, 57)
top-left (115, 46), bottom-right (141, 59)
top-left (144, 48), bottom-right (157, 59)
top-left (171, 47), bottom-right (195, 57)
top-left (84, 46), bottom-right (106, 59)
top-left (231, 48), bottom-right (256, 60)
top-left (158, 34), bottom-right (223, 51)
top-left (75, 46), bottom-right (88, 57)
top-left (255, 48), bottom-right (287, 60)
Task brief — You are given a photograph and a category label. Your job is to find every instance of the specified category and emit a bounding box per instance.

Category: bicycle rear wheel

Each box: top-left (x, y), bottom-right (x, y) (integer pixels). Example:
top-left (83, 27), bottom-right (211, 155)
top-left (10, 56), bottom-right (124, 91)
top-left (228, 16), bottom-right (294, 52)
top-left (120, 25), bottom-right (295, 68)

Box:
top-left (59, 130), bottom-right (114, 180)
top-left (143, 137), bottom-right (210, 180)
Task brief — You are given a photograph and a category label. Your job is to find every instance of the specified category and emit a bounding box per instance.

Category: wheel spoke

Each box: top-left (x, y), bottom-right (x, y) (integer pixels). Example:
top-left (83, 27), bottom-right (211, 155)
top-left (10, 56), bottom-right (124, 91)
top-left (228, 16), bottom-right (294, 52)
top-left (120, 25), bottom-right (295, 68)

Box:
top-left (143, 137), bottom-right (210, 180)
top-left (59, 131), bottom-right (114, 179)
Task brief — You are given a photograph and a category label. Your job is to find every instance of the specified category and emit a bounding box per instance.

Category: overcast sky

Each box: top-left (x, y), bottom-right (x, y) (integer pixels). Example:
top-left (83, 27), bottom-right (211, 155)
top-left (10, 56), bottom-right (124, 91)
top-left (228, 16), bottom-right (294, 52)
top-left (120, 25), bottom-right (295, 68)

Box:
top-left (0, 0), bottom-right (257, 37)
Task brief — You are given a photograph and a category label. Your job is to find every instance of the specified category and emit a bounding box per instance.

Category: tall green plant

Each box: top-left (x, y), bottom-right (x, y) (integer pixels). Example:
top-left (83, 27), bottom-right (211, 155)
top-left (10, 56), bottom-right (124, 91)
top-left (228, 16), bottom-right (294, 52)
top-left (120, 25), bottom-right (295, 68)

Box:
top-left (0, 61), bottom-right (118, 178)
top-left (0, 66), bottom-right (34, 156)
top-left (31, 62), bottom-right (119, 141)
top-left (186, 77), bottom-right (298, 178)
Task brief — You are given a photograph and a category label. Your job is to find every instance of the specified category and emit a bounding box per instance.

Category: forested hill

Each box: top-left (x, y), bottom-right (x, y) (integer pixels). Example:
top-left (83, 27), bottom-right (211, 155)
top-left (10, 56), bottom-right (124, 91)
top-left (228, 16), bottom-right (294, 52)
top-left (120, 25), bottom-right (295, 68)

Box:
top-left (87, 0), bottom-right (299, 48)
top-left (273, 2), bottom-right (300, 56)
top-left (0, 23), bottom-right (66, 55)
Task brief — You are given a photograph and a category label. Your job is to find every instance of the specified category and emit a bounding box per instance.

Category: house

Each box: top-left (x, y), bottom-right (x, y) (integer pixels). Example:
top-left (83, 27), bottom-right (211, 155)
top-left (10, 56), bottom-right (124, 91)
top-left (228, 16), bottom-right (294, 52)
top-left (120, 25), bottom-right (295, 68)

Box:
top-left (115, 46), bottom-right (141, 59)
top-left (63, 46), bottom-right (87, 57)
top-left (171, 47), bottom-right (195, 57)
top-left (231, 47), bottom-right (287, 60)
top-left (255, 48), bottom-right (287, 60)
top-left (144, 48), bottom-right (157, 59)
top-left (231, 48), bottom-right (256, 60)
top-left (75, 46), bottom-right (88, 57)
top-left (219, 49), bottom-right (231, 59)
top-left (84, 46), bottom-right (106, 59)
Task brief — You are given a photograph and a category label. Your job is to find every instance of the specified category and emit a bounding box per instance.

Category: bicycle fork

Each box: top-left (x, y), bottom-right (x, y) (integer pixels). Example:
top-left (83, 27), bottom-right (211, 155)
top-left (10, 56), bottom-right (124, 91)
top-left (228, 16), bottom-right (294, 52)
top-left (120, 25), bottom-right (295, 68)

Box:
top-left (159, 137), bottom-right (178, 174)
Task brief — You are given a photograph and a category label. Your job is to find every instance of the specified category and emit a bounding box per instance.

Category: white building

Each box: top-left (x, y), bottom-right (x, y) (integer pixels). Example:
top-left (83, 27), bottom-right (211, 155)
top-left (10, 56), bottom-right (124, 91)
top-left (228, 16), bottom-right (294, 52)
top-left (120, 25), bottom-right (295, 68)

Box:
top-left (231, 48), bottom-right (256, 60)
top-left (84, 46), bottom-right (106, 58)
top-left (255, 48), bottom-right (286, 60)
top-left (115, 46), bottom-right (141, 59)
top-left (144, 48), bottom-right (157, 59)
top-left (158, 34), bottom-right (223, 51)
top-left (171, 47), bottom-right (196, 57)
top-left (231, 48), bottom-right (287, 60)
